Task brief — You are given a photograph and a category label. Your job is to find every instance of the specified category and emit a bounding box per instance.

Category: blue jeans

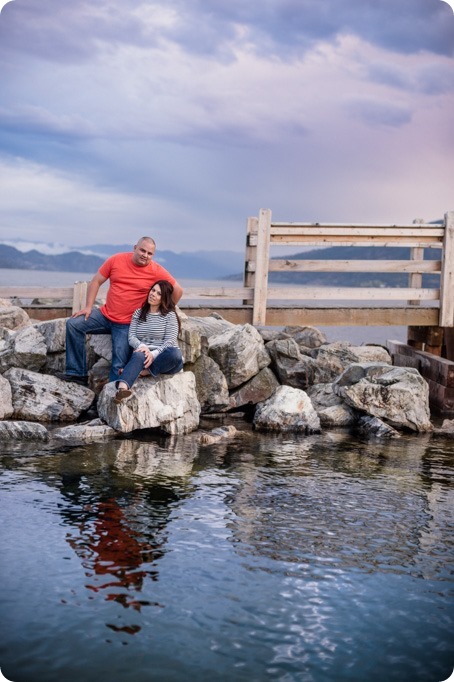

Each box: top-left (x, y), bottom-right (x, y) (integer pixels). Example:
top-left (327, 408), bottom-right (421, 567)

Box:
top-left (117, 347), bottom-right (183, 389)
top-left (65, 307), bottom-right (132, 382)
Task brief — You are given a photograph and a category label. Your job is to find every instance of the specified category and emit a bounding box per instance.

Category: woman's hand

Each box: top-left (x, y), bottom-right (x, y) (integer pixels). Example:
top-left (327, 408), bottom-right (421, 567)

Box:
top-left (135, 347), bottom-right (154, 369)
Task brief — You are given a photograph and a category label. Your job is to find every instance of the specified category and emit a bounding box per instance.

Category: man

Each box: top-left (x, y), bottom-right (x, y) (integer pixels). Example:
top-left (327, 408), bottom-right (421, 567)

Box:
top-left (60, 237), bottom-right (183, 385)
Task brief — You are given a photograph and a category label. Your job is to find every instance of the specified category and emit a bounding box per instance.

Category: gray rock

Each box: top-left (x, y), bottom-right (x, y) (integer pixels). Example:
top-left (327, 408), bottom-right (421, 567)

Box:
top-left (334, 363), bottom-right (432, 432)
top-left (0, 373), bottom-right (13, 419)
top-left (0, 326), bottom-right (48, 373)
top-left (33, 318), bottom-right (67, 353)
top-left (253, 385), bottom-right (321, 434)
top-left (355, 415), bottom-right (401, 439)
top-left (266, 338), bottom-right (325, 388)
top-left (87, 334), bottom-right (112, 366)
top-left (208, 323), bottom-right (270, 389)
top-left (4, 368), bottom-right (95, 422)
top-left (0, 420), bottom-right (49, 441)
top-left (282, 325), bottom-right (327, 350)
top-left (0, 305), bottom-right (31, 331)
top-left (97, 371), bottom-right (201, 435)
top-left (432, 419), bottom-right (454, 438)
top-left (306, 383), bottom-right (356, 427)
top-left (185, 354), bottom-right (230, 413)
top-left (88, 358), bottom-right (111, 394)
top-left (51, 419), bottom-right (117, 443)
top-left (228, 367), bottom-right (280, 410)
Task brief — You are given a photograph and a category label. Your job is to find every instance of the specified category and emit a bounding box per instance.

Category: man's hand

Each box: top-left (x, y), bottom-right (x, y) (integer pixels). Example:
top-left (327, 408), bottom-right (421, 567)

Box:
top-left (71, 306), bottom-right (93, 320)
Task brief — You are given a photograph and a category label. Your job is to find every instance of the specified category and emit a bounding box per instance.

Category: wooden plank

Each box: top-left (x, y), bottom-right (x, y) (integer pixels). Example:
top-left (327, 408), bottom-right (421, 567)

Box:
top-left (389, 353), bottom-right (421, 369)
top-left (22, 304), bottom-right (440, 327)
top-left (270, 226), bottom-right (445, 238)
top-left (426, 378), bottom-right (454, 411)
top-left (182, 287), bottom-right (253, 300)
top-left (248, 233), bottom-right (443, 248)
top-left (265, 286), bottom-right (439, 301)
top-left (439, 211), bottom-right (454, 327)
top-left (252, 208), bottom-right (271, 326)
top-left (72, 281), bottom-right (87, 314)
top-left (407, 326), bottom-right (444, 345)
top-left (271, 221), bottom-right (443, 230)
top-left (269, 235), bottom-right (443, 248)
top-left (243, 216), bottom-right (257, 289)
top-left (261, 306), bottom-right (439, 327)
top-left (183, 307), bottom-right (253, 325)
top-left (0, 286), bottom-right (74, 298)
top-left (267, 259), bottom-right (441, 273)
top-left (387, 340), bottom-right (454, 387)
top-left (408, 247), bottom-right (423, 306)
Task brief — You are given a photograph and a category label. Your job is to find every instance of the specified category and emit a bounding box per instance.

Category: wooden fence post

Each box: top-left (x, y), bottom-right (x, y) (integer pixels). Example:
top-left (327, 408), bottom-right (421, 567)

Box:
top-left (243, 216), bottom-right (258, 304)
top-left (252, 208), bottom-right (271, 326)
top-left (72, 281), bottom-right (87, 314)
top-left (440, 211), bottom-right (454, 327)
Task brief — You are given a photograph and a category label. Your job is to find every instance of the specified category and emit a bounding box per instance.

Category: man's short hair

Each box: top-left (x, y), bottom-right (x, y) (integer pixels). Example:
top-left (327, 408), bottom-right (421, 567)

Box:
top-left (137, 236), bottom-right (156, 247)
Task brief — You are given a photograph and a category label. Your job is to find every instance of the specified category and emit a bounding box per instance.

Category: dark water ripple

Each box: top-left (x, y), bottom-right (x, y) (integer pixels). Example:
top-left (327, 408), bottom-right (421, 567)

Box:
top-left (0, 430), bottom-right (453, 682)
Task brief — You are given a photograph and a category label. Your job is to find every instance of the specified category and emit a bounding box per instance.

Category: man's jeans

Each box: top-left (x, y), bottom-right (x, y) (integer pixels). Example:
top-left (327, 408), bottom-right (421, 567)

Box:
top-left (118, 347), bottom-right (183, 389)
top-left (65, 308), bottom-right (131, 382)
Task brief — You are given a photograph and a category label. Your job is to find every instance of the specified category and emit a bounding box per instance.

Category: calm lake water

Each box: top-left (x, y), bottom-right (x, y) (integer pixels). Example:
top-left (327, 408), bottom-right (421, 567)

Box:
top-left (1, 268), bottom-right (452, 681)
top-left (0, 423), bottom-right (453, 682)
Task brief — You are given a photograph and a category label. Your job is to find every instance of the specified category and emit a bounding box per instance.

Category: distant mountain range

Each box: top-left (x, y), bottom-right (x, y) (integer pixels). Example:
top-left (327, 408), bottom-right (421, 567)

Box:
top-left (0, 242), bottom-right (244, 280)
top-left (227, 245), bottom-right (441, 288)
top-left (0, 241), bottom-right (441, 287)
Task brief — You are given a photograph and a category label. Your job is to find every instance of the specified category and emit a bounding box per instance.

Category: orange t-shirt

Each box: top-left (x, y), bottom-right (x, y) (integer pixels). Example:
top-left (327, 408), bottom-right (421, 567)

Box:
top-left (99, 252), bottom-right (176, 324)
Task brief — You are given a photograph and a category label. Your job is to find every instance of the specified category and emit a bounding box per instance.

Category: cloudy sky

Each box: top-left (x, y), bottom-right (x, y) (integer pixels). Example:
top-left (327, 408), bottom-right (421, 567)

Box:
top-left (0, 0), bottom-right (453, 253)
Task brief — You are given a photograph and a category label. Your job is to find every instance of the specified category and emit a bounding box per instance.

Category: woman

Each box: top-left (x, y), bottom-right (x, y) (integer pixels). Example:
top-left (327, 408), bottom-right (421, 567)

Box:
top-left (114, 280), bottom-right (183, 403)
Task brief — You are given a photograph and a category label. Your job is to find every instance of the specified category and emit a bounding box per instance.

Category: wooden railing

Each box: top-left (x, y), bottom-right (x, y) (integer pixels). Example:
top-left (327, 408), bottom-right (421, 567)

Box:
top-left (0, 210), bottom-right (453, 330)
top-left (243, 209), bottom-right (454, 327)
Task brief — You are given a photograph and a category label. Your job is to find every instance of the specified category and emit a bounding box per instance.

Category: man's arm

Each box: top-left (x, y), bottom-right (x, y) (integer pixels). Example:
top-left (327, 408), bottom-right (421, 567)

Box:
top-left (172, 281), bottom-right (184, 305)
top-left (71, 272), bottom-right (108, 319)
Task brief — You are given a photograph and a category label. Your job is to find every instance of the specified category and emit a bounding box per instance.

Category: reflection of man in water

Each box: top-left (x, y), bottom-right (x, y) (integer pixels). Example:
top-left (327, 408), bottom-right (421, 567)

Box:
top-left (83, 499), bottom-right (158, 602)
top-left (67, 497), bottom-right (163, 617)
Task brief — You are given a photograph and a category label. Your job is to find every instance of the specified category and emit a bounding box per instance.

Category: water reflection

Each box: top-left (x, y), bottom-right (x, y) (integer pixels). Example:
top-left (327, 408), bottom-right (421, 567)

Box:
top-left (220, 431), bottom-right (453, 582)
top-left (0, 426), bottom-right (453, 681)
top-left (54, 438), bottom-right (199, 635)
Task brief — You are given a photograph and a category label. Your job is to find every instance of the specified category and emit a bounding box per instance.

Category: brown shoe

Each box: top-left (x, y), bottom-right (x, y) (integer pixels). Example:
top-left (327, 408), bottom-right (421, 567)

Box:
top-left (114, 388), bottom-right (132, 404)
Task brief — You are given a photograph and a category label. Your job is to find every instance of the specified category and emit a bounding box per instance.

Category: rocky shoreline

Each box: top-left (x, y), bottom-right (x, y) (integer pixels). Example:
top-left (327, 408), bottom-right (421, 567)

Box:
top-left (1, 299), bottom-right (453, 447)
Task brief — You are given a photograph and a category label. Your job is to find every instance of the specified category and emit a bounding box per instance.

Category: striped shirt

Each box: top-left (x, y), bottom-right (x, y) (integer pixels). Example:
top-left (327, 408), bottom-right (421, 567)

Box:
top-left (128, 309), bottom-right (179, 359)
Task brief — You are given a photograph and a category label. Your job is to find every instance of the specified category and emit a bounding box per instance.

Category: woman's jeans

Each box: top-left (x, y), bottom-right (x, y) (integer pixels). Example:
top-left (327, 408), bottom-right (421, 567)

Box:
top-left (118, 347), bottom-right (184, 389)
top-left (66, 308), bottom-right (131, 382)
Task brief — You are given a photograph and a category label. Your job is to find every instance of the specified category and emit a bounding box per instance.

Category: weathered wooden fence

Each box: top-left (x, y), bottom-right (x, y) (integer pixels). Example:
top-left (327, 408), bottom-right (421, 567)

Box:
top-left (1, 210), bottom-right (453, 335)
top-left (243, 209), bottom-right (454, 328)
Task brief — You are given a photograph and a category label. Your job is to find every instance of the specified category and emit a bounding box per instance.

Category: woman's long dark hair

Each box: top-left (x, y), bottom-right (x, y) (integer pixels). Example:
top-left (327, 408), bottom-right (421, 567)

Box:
top-left (139, 280), bottom-right (180, 330)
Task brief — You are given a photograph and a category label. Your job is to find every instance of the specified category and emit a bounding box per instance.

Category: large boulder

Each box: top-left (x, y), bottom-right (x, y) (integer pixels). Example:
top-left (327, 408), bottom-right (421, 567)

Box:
top-left (4, 368), bottom-right (95, 422)
top-left (354, 415), bottom-right (401, 439)
top-left (0, 420), bottom-right (49, 441)
top-left (306, 382), bottom-right (357, 427)
top-left (0, 326), bottom-right (48, 373)
top-left (97, 372), bottom-right (200, 435)
top-left (312, 342), bottom-right (391, 383)
top-left (51, 419), bottom-right (118, 443)
top-left (33, 318), bottom-right (67, 353)
top-left (266, 338), bottom-right (325, 388)
top-left (253, 385), bottom-right (321, 433)
top-left (228, 367), bottom-right (280, 411)
top-left (208, 323), bottom-right (270, 389)
top-left (185, 354), bottom-right (230, 413)
top-left (0, 373), bottom-right (13, 419)
top-left (334, 363), bottom-right (432, 432)
top-left (0, 305), bottom-right (31, 331)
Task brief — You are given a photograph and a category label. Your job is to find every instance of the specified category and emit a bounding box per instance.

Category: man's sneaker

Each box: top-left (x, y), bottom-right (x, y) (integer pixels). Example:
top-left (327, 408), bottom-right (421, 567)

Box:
top-left (56, 373), bottom-right (89, 387)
